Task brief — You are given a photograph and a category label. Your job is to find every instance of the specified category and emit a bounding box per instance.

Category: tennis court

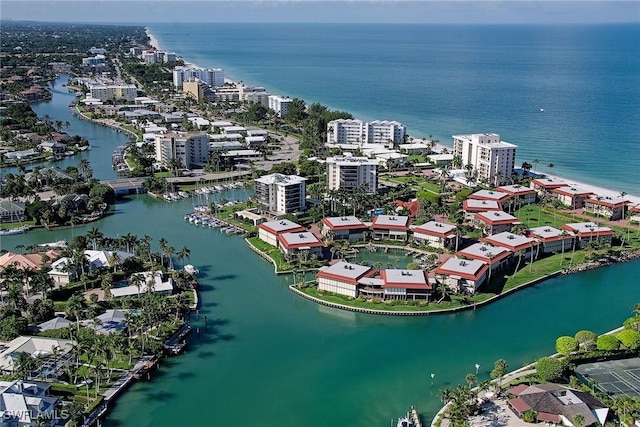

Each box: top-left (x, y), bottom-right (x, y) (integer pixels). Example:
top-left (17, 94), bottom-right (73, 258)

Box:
top-left (576, 358), bottom-right (640, 399)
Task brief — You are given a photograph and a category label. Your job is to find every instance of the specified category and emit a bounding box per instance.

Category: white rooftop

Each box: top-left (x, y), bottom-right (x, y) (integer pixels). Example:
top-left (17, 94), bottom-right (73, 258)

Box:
top-left (383, 269), bottom-right (427, 285)
top-left (323, 216), bottom-right (366, 228)
top-left (437, 257), bottom-right (487, 276)
top-left (279, 231), bottom-right (322, 247)
top-left (373, 215), bottom-right (409, 228)
top-left (528, 226), bottom-right (565, 239)
top-left (318, 262), bottom-right (373, 280)
top-left (553, 186), bottom-right (594, 195)
top-left (475, 211), bottom-right (519, 222)
top-left (427, 154), bottom-right (454, 162)
top-left (458, 242), bottom-right (511, 259)
top-left (469, 189), bottom-right (510, 200)
top-left (413, 221), bottom-right (457, 236)
top-left (485, 232), bottom-right (537, 248)
top-left (465, 199), bottom-right (502, 210)
top-left (496, 184), bottom-right (536, 195)
top-left (110, 271), bottom-right (173, 298)
top-left (563, 222), bottom-right (613, 233)
top-left (255, 173), bottom-right (306, 186)
top-left (326, 156), bottom-right (379, 166)
top-left (260, 219), bottom-right (304, 233)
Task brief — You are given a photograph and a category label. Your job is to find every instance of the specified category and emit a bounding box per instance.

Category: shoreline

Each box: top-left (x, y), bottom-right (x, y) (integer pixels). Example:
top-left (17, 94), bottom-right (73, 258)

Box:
top-left (143, 27), bottom-right (638, 202)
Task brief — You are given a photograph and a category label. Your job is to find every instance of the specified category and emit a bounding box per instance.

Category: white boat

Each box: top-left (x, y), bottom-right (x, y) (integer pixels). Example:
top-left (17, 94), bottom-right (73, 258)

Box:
top-left (0, 225), bottom-right (30, 236)
top-left (184, 264), bottom-right (200, 276)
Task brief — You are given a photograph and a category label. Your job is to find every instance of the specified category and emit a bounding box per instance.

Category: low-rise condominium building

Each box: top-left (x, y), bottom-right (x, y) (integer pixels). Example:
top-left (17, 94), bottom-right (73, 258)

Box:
top-left (433, 258), bottom-right (489, 294)
top-left (371, 215), bottom-right (411, 241)
top-left (412, 221), bottom-right (459, 249)
top-left (258, 219), bottom-right (306, 247)
top-left (316, 262), bottom-right (376, 298)
top-left (321, 216), bottom-right (369, 241)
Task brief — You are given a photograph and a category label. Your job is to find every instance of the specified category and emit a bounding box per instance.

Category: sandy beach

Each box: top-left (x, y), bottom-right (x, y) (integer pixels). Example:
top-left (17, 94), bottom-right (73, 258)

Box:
top-left (145, 27), bottom-right (160, 50)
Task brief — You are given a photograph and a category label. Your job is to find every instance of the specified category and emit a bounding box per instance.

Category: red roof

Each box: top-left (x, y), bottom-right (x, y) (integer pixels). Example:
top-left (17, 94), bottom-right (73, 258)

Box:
top-left (537, 412), bottom-right (561, 423)
top-left (508, 397), bottom-right (531, 414)
top-left (507, 384), bottom-right (529, 395)
top-left (392, 200), bottom-right (421, 217)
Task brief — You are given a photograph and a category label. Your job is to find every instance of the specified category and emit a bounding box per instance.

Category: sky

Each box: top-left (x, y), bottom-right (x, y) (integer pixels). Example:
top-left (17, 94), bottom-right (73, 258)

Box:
top-left (1, 0), bottom-right (638, 24)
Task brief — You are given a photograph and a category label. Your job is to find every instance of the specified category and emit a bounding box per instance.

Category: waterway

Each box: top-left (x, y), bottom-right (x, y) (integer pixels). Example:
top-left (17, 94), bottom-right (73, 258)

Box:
top-left (2, 77), bottom-right (639, 426)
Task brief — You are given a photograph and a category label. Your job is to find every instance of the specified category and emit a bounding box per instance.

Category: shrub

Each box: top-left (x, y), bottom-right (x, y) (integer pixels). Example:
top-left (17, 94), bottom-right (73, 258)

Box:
top-left (556, 336), bottom-right (579, 355)
top-left (574, 330), bottom-right (597, 350)
top-left (522, 409), bottom-right (538, 423)
top-left (536, 357), bottom-right (565, 382)
top-left (596, 334), bottom-right (620, 351)
top-left (623, 316), bottom-right (640, 332)
top-left (617, 329), bottom-right (640, 350)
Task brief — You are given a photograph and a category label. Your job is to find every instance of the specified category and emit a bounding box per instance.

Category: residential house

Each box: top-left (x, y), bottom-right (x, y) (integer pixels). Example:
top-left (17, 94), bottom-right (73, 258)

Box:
top-left (412, 221), bottom-right (459, 249)
top-left (277, 232), bottom-right (324, 258)
top-left (482, 232), bottom-right (539, 260)
top-left (321, 216), bottom-right (369, 241)
top-left (380, 269), bottom-right (432, 301)
top-left (0, 200), bottom-right (25, 223)
top-left (561, 222), bottom-right (614, 248)
top-left (316, 262), bottom-right (375, 298)
top-left (552, 186), bottom-right (594, 209)
top-left (583, 196), bottom-right (629, 221)
top-left (110, 271), bottom-right (174, 298)
top-left (496, 184), bottom-right (537, 207)
top-left (455, 243), bottom-right (511, 275)
top-left (370, 215), bottom-right (411, 241)
top-left (473, 211), bottom-right (521, 236)
top-left (0, 337), bottom-right (74, 376)
top-left (82, 309), bottom-right (128, 334)
top-left (507, 383), bottom-right (609, 427)
top-left (433, 258), bottom-right (489, 294)
top-left (530, 177), bottom-right (569, 195)
top-left (258, 219), bottom-right (306, 247)
top-left (0, 380), bottom-right (59, 426)
top-left (528, 226), bottom-right (575, 254)
top-left (462, 199), bottom-right (502, 220)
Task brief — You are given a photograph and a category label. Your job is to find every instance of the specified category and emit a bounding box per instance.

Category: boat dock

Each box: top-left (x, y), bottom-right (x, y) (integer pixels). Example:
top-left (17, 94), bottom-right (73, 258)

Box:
top-left (82, 355), bottom-right (157, 427)
top-left (163, 323), bottom-right (192, 356)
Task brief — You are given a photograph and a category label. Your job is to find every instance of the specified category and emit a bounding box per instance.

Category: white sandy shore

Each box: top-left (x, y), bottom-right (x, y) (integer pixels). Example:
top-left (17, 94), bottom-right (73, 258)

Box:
top-left (143, 28), bottom-right (639, 207)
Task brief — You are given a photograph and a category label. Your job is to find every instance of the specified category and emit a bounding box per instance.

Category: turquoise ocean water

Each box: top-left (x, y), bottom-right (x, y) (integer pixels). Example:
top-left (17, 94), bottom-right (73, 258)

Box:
top-left (148, 23), bottom-right (640, 195)
top-left (2, 23), bottom-right (639, 426)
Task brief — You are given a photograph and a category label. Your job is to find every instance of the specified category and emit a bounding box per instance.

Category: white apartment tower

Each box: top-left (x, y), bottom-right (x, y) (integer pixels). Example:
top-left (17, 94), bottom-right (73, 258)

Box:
top-left (154, 132), bottom-right (210, 170)
top-left (326, 156), bottom-right (378, 193)
top-left (268, 95), bottom-right (292, 117)
top-left (254, 173), bottom-right (307, 215)
top-left (173, 66), bottom-right (225, 89)
top-left (327, 119), bottom-right (406, 145)
top-left (452, 133), bottom-right (517, 186)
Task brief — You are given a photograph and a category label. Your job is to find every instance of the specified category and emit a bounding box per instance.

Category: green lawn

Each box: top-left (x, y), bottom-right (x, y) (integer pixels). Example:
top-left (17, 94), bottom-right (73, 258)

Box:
top-left (247, 236), bottom-right (294, 271)
top-left (387, 175), bottom-right (441, 194)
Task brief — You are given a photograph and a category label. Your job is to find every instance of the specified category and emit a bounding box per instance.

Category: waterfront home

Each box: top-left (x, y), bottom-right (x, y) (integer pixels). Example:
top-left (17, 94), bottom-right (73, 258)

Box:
top-left (0, 200), bottom-right (26, 223)
top-left (258, 219), bottom-right (306, 247)
top-left (496, 184), bottom-right (537, 207)
top-left (277, 232), bottom-right (324, 258)
top-left (412, 221), bottom-right (459, 249)
top-left (0, 336), bottom-right (74, 376)
top-left (380, 269), bottom-right (432, 301)
top-left (110, 271), bottom-right (174, 298)
top-left (527, 226), bottom-right (575, 254)
top-left (583, 196), bottom-right (629, 221)
top-left (482, 231), bottom-right (539, 259)
top-left (530, 177), bottom-right (569, 195)
top-left (316, 261), bottom-right (375, 298)
top-left (84, 250), bottom-right (135, 270)
top-left (48, 257), bottom-right (76, 287)
top-left (462, 199), bottom-right (502, 220)
top-left (82, 309), bottom-right (128, 334)
top-left (0, 251), bottom-right (57, 272)
top-left (36, 316), bottom-right (73, 332)
top-left (631, 204), bottom-right (640, 224)
top-left (468, 189), bottom-right (511, 209)
top-left (321, 216), bottom-right (369, 241)
top-left (552, 186), bottom-right (594, 209)
top-left (473, 211), bottom-right (521, 236)
top-left (561, 222), bottom-right (614, 248)
top-left (507, 383), bottom-right (609, 427)
top-left (433, 258), bottom-right (489, 294)
top-left (455, 242), bottom-right (511, 274)
top-left (370, 215), bottom-right (411, 241)
top-left (0, 380), bottom-right (59, 425)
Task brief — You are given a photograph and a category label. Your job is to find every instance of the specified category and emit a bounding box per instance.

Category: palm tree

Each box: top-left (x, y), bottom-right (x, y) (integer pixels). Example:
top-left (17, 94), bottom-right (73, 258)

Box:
top-left (177, 246), bottom-right (191, 265)
top-left (86, 227), bottom-right (103, 250)
top-left (165, 246), bottom-right (176, 269)
top-left (532, 158), bottom-right (540, 174)
top-left (513, 250), bottom-right (524, 275)
top-left (78, 159), bottom-right (93, 181)
top-left (158, 238), bottom-right (168, 267)
top-left (465, 373), bottom-right (477, 387)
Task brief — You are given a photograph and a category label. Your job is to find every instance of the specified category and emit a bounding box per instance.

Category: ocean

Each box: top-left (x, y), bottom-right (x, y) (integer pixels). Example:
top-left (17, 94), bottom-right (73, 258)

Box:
top-left (147, 23), bottom-right (640, 195)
